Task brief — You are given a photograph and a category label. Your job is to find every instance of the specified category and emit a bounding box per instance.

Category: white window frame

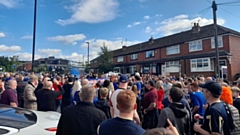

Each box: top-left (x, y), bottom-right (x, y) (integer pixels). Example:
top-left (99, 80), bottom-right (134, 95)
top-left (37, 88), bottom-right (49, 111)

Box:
top-left (189, 40), bottom-right (202, 52)
top-left (211, 36), bottom-right (223, 48)
top-left (146, 50), bottom-right (155, 58)
top-left (130, 54), bottom-right (138, 60)
top-left (117, 56), bottom-right (123, 62)
top-left (191, 58), bottom-right (212, 72)
top-left (166, 45), bottom-right (180, 55)
top-left (129, 65), bottom-right (136, 74)
top-left (165, 61), bottom-right (179, 73)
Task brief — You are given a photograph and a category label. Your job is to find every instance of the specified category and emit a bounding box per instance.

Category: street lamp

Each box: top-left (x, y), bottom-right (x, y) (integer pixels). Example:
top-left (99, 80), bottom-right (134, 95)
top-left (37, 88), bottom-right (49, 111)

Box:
top-left (32, 0), bottom-right (37, 72)
top-left (86, 42), bottom-right (90, 65)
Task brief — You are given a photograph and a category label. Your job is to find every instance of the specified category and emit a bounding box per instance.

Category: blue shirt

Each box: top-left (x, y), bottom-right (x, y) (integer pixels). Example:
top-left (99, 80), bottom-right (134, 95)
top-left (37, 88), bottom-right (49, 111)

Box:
top-left (136, 82), bottom-right (142, 100)
top-left (202, 102), bottom-right (230, 135)
top-left (192, 92), bottom-right (206, 117)
top-left (99, 117), bottom-right (146, 135)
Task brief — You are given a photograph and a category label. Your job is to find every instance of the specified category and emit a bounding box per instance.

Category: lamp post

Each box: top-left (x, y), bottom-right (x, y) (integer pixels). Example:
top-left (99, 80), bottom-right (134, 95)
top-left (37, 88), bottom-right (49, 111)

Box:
top-left (32, 0), bottom-right (37, 72)
top-left (86, 42), bottom-right (90, 65)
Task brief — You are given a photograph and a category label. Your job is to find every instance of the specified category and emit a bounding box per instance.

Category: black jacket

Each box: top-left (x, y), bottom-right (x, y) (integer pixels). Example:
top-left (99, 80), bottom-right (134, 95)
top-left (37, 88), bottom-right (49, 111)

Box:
top-left (94, 99), bottom-right (111, 119)
top-left (56, 101), bottom-right (107, 135)
top-left (157, 102), bottom-right (190, 135)
top-left (35, 85), bottom-right (64, 111)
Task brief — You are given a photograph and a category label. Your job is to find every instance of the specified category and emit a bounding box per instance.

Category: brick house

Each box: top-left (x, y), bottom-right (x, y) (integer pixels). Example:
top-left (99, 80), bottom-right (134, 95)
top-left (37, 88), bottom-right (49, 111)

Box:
top-left (90, 24), bottom-right (240, 81)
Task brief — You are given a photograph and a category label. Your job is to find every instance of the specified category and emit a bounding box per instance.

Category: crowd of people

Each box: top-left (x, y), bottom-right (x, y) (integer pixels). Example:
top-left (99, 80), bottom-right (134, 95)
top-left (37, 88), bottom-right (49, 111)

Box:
top-left (1, 71), bottom-right (240, 135)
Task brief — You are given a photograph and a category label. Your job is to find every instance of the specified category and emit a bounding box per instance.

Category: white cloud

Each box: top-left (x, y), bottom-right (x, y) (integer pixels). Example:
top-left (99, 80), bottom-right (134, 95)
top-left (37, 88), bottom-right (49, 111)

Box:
top-left (14, 52), bottom-right (41, 61)
top-left (156, 14), bottom-right (225, 36)
top-left (38, 49), bottom-right (62, 56)
top-left (81, 38), bottom-right (142, 60)
top-left (0, 32), bottom-right (5, 37)
top-left (60, 52), bottom-right (84, 62)
top-left (48, 34), bottom-right (86, 45)
top-left (144, 15), bottom-right (150, 19)
top-left (0, 0), bottom-right (20, 8)
top-left (145, 26), bottom-right (152, 33)
top-left (56, 0), bottom-right (119, 25)
top-left (127, 21), bottom-right (141, 28)
top-left (0, 45), bottom-right (21, 52)
top-left (21, 35), bottom-right (33, 40)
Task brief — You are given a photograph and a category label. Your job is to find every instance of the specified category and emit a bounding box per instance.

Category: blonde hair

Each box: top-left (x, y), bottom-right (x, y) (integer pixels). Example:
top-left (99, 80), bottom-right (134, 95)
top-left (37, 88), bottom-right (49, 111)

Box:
top-left (100, 87), bottom-right (109, 97)
top-left (71, 80), bottom-right (82, 98)
top-left (156, 80), bottom-right (163, 90)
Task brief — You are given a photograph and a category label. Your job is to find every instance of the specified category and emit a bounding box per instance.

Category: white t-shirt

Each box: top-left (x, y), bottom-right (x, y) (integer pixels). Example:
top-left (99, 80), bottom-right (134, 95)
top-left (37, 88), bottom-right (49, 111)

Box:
top-left (110, 89), bottom-right (123, 117)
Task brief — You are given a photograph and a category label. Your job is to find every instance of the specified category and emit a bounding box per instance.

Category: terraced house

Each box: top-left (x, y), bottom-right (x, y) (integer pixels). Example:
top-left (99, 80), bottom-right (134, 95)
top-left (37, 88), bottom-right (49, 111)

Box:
top-left (90, 23), bottom-right (240, 81)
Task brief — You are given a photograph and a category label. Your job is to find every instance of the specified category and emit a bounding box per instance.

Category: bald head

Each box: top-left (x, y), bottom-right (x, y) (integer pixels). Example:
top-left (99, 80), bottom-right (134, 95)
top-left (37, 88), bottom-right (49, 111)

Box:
top-left (81, 79), bottom-right (89, 86)
top-left (206, 77), bottom-right (212, 82)
top-left (43, 80), bottom-right (53, 90)
top-left (8, 79), bottom-right (17, 90)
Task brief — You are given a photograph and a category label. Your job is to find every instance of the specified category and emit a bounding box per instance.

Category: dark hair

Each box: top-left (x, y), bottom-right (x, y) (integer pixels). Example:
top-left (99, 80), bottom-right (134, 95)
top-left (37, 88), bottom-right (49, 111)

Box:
top-left (170, 87), bottom-right (183, 102)
top-left (134, 75), bottom-right (141, 81)
top-left (223, 79), bottom-right (229, 85)
top-left (144, 128), bottom-right (173, 135)
top-left (172, 83), bottom-right (183, 89)
top-left (103, 80), bottom-right (110, 87)
top-left (147, 80), bottom-right (155, 87)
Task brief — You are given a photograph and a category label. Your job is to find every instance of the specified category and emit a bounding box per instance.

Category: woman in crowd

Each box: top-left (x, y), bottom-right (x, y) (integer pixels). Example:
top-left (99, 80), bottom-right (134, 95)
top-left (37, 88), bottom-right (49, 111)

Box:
top-left (155, 80), bottom-right (164, 113)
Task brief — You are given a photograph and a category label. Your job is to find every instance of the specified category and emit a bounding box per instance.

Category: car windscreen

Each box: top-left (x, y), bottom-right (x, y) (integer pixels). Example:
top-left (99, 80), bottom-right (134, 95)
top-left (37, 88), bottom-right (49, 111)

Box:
top-left (0, 104), bottom-right (37, 129)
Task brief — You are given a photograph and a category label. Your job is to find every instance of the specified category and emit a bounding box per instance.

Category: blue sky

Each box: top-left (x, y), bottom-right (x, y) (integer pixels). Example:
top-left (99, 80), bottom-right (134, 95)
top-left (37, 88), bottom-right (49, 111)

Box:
top-left (0, 0), bottom-right (240, 62)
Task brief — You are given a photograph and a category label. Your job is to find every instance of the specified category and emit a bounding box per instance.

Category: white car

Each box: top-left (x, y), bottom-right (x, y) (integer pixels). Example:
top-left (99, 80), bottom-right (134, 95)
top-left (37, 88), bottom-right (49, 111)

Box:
top-left (0, 104), bottom-right (60, 135)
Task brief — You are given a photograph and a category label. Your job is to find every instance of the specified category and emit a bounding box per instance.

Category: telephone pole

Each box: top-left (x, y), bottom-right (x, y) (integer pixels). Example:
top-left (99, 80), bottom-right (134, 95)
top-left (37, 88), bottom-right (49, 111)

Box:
top-left (32, 0), bottom-right (37, 72)
top-left (212, 0), bottom-right (220, 78)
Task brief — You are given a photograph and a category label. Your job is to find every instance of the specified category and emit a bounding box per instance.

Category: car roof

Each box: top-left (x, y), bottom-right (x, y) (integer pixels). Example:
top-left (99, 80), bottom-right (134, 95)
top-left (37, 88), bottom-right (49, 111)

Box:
top-left (0, 104), bottom-right (37, 129)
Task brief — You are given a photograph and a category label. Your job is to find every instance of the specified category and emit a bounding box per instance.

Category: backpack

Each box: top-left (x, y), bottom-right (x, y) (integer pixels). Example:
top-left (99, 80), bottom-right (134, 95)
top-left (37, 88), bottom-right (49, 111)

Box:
top-left (222, 102), bottom-right (240, 135)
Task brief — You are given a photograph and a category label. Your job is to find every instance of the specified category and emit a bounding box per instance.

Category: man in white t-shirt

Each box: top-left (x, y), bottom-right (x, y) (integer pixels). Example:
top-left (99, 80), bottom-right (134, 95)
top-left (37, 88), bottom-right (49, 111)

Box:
top-left (110, 74), bottom-right (140, 125)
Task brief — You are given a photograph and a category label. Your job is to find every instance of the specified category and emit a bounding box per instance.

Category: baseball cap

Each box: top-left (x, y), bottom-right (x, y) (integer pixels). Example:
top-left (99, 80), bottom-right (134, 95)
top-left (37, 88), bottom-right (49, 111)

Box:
top-left (199, 81), bottom-right (222, 96)
top-left (118, 75), bottom-right (129, 83)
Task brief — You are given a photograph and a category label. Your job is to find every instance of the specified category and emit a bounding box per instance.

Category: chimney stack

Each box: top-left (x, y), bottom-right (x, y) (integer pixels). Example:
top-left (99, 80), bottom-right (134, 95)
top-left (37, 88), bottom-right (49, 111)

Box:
top-left (192, 22), bottom-right (200, 33)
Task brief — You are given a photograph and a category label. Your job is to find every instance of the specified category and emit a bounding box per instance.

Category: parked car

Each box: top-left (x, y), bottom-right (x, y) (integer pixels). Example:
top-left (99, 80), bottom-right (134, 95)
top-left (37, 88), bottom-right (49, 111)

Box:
top-left (0, 104), bottom-right (60, 135)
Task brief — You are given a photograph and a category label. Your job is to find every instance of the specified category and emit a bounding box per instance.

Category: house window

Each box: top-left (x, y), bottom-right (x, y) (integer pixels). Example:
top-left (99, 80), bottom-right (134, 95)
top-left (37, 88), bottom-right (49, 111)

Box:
top-left (166, 45), bottom-right (180, 55)
top-left (191, 58), bottom-right (212, 72)
top-left (117, 56), bottom-right (123, 62)
top-left (129, 65), bottom-right (136, 74)
top-left (146, 50), bottom-right (154, 58)
top-left (130, 54), bottom-right (138, 60)
top-left (189, 40), bottom-right (202, 52)
top-left (211, 36), bottom-right (223, 48)
top-left (165, 61), bottom-right (179, 73)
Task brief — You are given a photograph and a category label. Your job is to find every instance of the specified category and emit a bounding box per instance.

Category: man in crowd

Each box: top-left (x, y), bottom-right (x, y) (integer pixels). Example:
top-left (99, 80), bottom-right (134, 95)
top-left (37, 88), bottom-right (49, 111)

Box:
top-left (56, 85), bottom-right (106, 135)
top-left (232, 87), bottom-right (240, 114)
top-left (190, 82), bottom-right (206, 117)
top-left (142, 80), bottom-right (158, 129)
top-left (94, 87), bottom-right (111, 119)
top-left (61, 77), bottom-right (74, 112)
top-left (98, 90), bottom-right (145, 135)
top-left (16, 75), bottom-right (27, 108)
top-left (35, 78), bottom-right (64, 111)
top-left (53, 76), bottom-right (63, 111)
top-left (0, 79), bottom-right (18, 107)
top-left (163, 77), bottom-right (172, 98)
top-left (110, 75), bottom-right (140, 125)
top-left (157, 87), bottom-right (190, 135)
top-left (194, 81), bottom-right (231, 135)
top-left (23, 75), bottom-right (38, 110)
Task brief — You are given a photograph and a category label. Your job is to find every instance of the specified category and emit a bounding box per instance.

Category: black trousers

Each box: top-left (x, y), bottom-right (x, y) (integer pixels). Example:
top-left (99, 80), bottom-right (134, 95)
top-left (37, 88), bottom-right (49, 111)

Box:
top-left (142, 109), bottom-right (159, 129)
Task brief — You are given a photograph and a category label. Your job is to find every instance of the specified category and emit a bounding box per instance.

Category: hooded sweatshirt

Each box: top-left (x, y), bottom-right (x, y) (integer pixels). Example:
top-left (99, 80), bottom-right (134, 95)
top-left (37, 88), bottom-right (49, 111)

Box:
top-left (157, 102), bottom-right (190, 135)
top-left (94, 99), bottom-right (111, 119)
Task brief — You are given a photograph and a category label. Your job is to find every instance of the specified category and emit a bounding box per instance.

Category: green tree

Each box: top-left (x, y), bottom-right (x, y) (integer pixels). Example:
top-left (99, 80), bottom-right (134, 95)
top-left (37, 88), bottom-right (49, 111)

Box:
top-left (98, 43), bottom-right (113, 73)
top-left (0, 56), bottom-right (19, 72)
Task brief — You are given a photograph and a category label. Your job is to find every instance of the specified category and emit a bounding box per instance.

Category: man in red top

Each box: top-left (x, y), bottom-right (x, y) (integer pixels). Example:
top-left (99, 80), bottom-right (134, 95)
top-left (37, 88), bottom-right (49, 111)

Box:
top-left (53, 76), bottom-right (63, 111)
top-left (142, 80), bottom-right (158, 129)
